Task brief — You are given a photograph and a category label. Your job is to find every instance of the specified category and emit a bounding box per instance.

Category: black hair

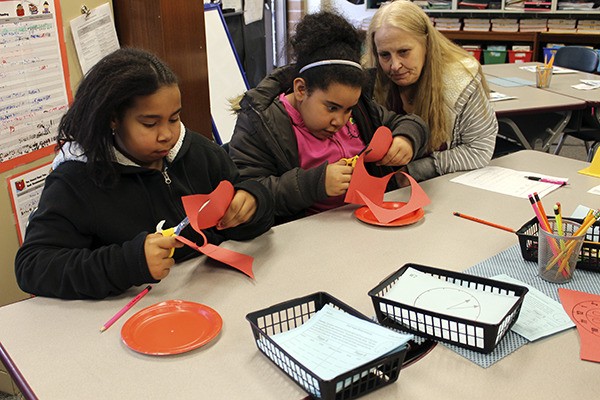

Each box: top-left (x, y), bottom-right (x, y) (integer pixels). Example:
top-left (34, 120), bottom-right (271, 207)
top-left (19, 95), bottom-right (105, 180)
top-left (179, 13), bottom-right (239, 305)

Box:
top-left (57, 47), bottom-right (178, 186)
top-left (289, 11), bottom-right (367, 93)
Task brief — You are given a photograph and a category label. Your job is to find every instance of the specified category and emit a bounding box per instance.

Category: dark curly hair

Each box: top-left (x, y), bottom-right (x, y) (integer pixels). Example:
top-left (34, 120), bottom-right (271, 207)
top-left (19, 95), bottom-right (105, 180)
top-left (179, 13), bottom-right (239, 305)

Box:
top-left (57, 47), bottom-right (178, 186)
top-left (289, 11), bottom-right (367, 93)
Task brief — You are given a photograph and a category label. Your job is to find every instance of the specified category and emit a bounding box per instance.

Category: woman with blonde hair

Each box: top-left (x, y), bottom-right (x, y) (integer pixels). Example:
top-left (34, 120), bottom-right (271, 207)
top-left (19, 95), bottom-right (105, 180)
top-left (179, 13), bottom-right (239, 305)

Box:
top-left (365, 0), bottom-right (497, 182)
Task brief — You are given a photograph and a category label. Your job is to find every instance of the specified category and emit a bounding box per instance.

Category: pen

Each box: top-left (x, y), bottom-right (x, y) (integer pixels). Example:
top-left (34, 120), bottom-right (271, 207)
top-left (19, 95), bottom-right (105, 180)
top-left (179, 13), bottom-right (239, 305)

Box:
top-left (452, 212), bottom-right (515, 233)
top-left (100, 285), bottom-right (152, 333)
top-left (524, 176), bottom-right (567, 186)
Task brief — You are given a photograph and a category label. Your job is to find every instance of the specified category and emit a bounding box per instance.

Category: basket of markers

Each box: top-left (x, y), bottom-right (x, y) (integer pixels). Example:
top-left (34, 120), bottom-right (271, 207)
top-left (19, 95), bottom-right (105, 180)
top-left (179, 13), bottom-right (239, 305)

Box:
top-left (517, 197), bottom-right (600, 272)
top-left (516, 217), bottom-right (600, 272)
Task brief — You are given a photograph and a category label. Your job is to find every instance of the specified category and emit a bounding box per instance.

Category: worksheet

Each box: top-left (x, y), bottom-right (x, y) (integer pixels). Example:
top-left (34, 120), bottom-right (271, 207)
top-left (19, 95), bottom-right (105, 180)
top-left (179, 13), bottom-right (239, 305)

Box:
top-left (493, 274), bottom-right (574, 341)
top-left (383, 267), bottom-right (520, 325)
top-left (269, 304), bottom-right (412, 381)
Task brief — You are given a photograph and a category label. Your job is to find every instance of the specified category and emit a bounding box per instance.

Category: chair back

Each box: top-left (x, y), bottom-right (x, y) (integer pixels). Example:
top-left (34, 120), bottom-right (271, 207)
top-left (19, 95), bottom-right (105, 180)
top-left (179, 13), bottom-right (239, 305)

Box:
top-left (553, 46), bottom-right (599, 73)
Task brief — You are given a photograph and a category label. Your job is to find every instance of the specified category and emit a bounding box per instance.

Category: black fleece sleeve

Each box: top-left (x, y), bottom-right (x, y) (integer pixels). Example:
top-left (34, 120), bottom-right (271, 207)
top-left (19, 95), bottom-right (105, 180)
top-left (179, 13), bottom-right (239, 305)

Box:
top-left (14, 173), bottom-right (156, 300)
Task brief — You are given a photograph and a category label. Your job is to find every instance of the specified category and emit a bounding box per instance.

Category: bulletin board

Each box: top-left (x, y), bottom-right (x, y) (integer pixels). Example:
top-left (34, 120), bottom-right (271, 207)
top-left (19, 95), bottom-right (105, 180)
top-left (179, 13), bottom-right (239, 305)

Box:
top-left (204, 3), bottom-right (249, 145)
top-left (0, 0), bottom-right (71, 173)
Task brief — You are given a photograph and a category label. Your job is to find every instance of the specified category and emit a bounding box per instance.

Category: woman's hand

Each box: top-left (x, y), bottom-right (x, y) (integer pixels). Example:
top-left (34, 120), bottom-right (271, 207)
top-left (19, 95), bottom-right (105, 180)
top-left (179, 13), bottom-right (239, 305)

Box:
top-left (217, 190), bottom-right (257, 229)
top-left (325, 160), bottom-right (354, 196)
top-left (377, 136), bottom-right (414, 166)
top-left (144, 233), bottom-right (183, 280)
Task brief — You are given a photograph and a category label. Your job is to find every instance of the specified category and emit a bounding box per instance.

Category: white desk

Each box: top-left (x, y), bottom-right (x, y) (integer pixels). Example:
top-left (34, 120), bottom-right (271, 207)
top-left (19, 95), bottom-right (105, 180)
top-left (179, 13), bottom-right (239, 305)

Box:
top-left (484, 63), bottom-right (588, 152)
top-left (1, 151), bottom-right (599, 400)
top-left (484, 62), bottom-right (600, 106)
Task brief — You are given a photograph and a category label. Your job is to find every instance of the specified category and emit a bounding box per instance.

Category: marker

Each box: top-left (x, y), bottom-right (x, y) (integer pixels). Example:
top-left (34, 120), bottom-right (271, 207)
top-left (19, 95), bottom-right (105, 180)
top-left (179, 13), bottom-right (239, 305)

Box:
top-left (525, 176), bottom-right (567, 186)
top-left (100, 285), bottom-right (152, 333)
top-left (452, 212), bottom-right (515, 233)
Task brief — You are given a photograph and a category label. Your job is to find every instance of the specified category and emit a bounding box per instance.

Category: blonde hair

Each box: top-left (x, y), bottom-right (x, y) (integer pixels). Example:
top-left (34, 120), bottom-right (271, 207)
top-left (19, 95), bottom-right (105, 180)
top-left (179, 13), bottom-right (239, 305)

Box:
top-left (365, 0), bottom-right (488, 152)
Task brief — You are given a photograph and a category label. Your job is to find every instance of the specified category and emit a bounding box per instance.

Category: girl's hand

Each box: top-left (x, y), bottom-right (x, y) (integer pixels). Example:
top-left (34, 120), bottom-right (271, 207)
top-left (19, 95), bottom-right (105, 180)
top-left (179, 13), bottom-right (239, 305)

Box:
top-left (377, 136), bottom-right (414, 167)
top-left (217, 190), bottom-right (257, 229)
top-left (144, 233), bottom-right (183, 280)
top-left (325, 160), bottom-right (354, 196)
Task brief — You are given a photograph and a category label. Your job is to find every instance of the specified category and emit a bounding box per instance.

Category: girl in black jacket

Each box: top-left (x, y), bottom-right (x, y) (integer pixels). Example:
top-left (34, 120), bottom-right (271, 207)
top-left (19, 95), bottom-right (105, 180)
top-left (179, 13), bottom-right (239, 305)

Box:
top-left (15, 48), bottom-right (273, 299)
top-left (229, 11), bottom-right (429, 224)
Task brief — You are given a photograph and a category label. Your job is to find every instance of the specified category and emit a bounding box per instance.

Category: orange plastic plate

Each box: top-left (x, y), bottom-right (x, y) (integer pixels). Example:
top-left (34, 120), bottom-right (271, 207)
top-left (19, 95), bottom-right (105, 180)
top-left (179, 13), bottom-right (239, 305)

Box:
top-left (121, 300), bottom-right (222, 355)
top-left (355, 202), bottom-right (424, 227)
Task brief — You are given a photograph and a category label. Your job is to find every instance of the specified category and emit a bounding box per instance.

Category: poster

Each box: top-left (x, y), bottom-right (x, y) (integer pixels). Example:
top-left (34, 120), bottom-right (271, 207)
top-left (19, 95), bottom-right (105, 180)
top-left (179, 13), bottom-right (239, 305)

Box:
top-left (0, 0), bottom-right (71, 172)
top-left (70, 2), bottom-right (119, 75)
top-left (7, 161), bottom-right (52, 244)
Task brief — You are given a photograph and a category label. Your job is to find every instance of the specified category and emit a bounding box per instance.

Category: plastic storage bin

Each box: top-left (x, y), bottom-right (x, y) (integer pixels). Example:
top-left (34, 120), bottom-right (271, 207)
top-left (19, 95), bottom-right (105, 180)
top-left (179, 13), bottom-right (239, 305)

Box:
top-left (463, 47), bottom-right (482, 61)
top-left (543, 46), bottom-right (560, 62)
top-left (246, 292), bottom-right (409, 400)
top-left (508, 50), bottom-right (533, 63)
top-left (483, 49), bottom-right (507, 64)
top-left (516, 217), bottom-right (600, 272)
top-left (368, 264), bottom-right (528, 353)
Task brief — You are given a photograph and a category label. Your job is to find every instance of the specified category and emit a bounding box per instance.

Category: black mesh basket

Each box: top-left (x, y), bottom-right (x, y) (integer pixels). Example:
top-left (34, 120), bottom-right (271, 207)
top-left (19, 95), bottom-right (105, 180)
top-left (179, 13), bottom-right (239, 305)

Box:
top-left (368, 264), bottom-right (528, 354)
top-left (246, 292), bottom-right (408, 400)
top-left (516, 217), bottom-right (600, 272)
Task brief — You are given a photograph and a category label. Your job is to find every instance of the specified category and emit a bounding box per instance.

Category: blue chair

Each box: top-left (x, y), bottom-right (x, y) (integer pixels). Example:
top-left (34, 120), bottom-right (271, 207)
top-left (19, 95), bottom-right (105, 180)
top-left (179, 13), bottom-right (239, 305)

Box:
top-left (553, 46), bottom-right (599, 73)
top-left (551, 46), bottom-right (600, 161)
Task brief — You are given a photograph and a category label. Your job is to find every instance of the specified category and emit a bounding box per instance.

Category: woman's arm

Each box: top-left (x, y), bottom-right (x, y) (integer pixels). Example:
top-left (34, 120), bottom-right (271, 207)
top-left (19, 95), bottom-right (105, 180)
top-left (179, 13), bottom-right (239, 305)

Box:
top-left (407, 76), bottom-right (498, 181)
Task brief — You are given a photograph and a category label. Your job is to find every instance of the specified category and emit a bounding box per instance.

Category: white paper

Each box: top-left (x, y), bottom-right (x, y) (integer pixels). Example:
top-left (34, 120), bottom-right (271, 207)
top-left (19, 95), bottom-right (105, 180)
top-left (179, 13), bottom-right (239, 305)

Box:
top-left (490, 91), bottom-right (517, 102)
top-left (383, 267), bottom-right (520, 324)
top-left (572, 83), bottom-right (600, 91)
top-left (7, 163), bottom-right (52, 244)
top-left (588, 186), bottom-right (600, 196)
top-left (450, 166), bottom-right (567, 198)
top-left (70, 3), bottom-right (120, 75)
top-left (269, 304), bottom-right (411, 381)
top-left (492, 274), bottom-right (574, 341)
top-left (244, 0), bottom-right (264, 25)
top-left (519, 65), bottom-right (578, 74)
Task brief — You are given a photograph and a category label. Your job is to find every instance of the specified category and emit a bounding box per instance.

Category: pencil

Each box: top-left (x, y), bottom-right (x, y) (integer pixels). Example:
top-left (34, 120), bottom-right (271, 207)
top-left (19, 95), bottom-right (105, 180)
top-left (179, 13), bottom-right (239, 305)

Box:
top-left (100, 285), bottom-right (152, 333)
top-left (452, 212), bottom-right (515, 233)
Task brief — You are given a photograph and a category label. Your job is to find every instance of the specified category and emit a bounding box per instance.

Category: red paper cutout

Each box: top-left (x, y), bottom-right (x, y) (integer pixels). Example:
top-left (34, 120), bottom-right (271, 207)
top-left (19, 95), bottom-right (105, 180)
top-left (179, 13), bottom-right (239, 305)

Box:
top-left (177, 180), bottom-right (254, 278)
top-left (364, 126), bottom-right (394, 162)
top-left (175, 234), bottom-right (254, 279)
top-left (356, 172), bottom-right (430, 224)
top-left (182, 181), bottom-right (234, 230)
top-left (345, 127), bottom-right (395, 205)
top-left (558, 288), bottom-right (600, 363)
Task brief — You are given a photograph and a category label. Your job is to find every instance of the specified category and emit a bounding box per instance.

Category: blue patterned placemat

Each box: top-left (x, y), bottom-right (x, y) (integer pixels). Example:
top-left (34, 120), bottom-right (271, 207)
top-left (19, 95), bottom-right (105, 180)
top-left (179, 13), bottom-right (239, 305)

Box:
top-left (442, 244), bottom-right (600, 368)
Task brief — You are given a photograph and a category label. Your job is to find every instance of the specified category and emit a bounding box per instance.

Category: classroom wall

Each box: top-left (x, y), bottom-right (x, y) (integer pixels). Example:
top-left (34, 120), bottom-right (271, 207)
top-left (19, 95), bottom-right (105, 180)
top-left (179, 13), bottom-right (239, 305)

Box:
top-left (0, 0), bottom-right (111, 307)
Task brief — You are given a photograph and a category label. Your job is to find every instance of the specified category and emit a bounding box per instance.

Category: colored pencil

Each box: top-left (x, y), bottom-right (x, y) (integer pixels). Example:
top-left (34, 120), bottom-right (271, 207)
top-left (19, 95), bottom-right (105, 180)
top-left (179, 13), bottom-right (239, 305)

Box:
top-left (100, 285), bottom-right (152, 333)
top-left (452, 212), bottom-right (515, 233)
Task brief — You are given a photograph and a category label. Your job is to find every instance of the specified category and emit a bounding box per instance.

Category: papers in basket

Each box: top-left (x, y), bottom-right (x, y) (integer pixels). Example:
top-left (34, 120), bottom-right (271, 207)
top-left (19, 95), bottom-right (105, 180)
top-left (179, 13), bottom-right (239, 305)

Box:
top-left (268, 304), bottom-right (412, 382)
top-left (383, 267), bottom-right (520, 325)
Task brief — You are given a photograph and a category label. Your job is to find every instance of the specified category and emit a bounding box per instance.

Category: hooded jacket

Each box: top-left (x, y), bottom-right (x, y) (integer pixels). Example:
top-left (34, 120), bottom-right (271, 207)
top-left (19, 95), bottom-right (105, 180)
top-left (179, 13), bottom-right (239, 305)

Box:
top-left (15, 127), bottom-right (274, 299)
top-left (229, 66), bottom-right (429, 223)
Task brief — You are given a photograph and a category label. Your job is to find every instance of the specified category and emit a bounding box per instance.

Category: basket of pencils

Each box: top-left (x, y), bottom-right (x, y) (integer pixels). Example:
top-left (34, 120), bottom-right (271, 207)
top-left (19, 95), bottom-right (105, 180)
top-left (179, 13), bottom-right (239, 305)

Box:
top-left (516, 216), bottom-right (600, 272)
top-left (246, 292), bottom-right (409, 400)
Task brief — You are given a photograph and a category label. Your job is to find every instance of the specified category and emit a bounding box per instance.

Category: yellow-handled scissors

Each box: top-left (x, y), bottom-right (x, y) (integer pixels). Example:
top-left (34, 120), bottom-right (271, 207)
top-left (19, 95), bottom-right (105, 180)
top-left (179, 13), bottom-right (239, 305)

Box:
top-left (341, 155), bottom-right (359, 167)
top-left (155, 217), bottom-right (189, 257)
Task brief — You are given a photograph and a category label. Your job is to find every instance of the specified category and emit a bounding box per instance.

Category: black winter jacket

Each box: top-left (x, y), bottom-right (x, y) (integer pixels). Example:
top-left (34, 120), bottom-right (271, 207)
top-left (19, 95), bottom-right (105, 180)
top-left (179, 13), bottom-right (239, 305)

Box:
top-left (15, 130), bottom-right (273, 299)
top-left (229, 66), bottom-right (429, 224)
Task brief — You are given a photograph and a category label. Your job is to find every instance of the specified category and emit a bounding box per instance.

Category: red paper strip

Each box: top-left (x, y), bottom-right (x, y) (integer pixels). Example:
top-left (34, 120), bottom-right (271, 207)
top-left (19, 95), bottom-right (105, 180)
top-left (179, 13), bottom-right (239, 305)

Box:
top-left (175, 235), bottom-right (254, 279)
top-left (356, 172), bottom-right (430, 224)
